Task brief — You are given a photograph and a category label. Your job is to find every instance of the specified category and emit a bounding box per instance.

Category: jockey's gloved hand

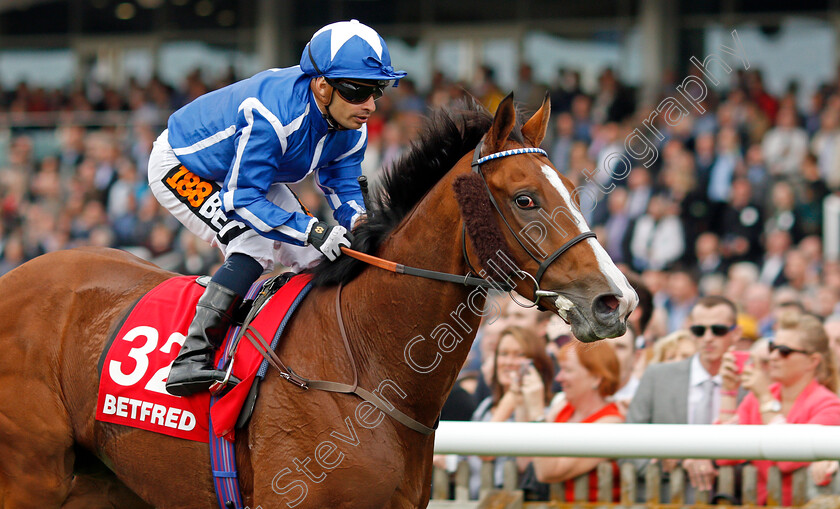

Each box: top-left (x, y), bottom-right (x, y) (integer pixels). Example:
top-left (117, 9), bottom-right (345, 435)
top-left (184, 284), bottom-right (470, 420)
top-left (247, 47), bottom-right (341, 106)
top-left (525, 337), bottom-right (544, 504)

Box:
top-left (308, 221), bottom-right (353, 261)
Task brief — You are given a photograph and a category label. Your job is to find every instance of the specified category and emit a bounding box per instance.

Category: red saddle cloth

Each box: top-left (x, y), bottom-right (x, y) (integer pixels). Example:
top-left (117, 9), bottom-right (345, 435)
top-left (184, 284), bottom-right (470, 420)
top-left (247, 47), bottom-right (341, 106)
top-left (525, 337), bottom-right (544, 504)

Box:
top-left (96, 274), bottom-right (312, 443)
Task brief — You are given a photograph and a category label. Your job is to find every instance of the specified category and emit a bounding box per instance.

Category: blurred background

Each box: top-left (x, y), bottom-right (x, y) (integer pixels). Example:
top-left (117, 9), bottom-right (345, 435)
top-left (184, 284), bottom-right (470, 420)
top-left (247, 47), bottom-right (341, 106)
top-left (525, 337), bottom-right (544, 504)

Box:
top-left (0, 0), bottom-right (838, 325)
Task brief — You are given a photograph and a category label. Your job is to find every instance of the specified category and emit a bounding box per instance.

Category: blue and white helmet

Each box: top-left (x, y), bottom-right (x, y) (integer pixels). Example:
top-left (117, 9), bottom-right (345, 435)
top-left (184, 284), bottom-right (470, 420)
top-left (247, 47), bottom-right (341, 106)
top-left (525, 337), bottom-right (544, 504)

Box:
top-left (300, 19), bottom-right (407, 84)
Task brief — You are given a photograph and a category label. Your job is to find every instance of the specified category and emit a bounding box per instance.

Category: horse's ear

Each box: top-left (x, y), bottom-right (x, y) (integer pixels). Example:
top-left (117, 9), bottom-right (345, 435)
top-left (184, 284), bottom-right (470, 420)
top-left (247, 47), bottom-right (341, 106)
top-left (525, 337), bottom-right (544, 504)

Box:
top-left (484, 93), bottom-right (516, 154)
top-left (522, 92), bottom-right (551, 147)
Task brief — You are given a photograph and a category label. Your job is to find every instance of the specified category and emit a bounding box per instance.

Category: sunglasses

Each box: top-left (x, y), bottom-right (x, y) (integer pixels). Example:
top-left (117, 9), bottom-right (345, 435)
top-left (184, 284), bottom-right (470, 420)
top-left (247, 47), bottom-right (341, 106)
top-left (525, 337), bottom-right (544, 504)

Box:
top-left (689, 324), bottom-right (735, 337)
top-left (326, 78), bottom-right (387, 104)
top-left (768, 341), bottom-right (811, 358)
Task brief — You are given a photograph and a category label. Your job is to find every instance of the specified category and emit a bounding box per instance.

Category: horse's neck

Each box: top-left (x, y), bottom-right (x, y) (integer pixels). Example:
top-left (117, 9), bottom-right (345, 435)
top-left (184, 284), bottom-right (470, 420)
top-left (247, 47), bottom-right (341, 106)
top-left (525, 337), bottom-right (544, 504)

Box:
top-left (343, 167), bottom-right (485, 427)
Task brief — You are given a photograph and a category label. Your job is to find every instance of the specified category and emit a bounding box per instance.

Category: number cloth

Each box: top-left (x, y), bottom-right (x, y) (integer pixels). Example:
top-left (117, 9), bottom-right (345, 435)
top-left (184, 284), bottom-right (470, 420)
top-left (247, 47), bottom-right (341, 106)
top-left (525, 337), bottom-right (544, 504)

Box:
top-left (96, 274), bottom-right (314, 442)
top-left (96, 276), bottom-right (212, 442)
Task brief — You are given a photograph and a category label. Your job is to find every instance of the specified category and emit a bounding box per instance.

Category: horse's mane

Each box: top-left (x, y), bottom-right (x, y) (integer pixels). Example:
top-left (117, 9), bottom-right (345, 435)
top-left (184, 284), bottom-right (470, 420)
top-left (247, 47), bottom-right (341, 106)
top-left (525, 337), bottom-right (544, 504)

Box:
top-left (308, 98), bottom-right (524, 287)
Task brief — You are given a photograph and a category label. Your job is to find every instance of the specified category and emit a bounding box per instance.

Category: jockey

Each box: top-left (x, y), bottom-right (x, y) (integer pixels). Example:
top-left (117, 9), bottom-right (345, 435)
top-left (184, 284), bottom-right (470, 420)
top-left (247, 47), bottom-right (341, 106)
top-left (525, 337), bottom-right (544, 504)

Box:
top-left (148, 19), bottom-right (406, 396)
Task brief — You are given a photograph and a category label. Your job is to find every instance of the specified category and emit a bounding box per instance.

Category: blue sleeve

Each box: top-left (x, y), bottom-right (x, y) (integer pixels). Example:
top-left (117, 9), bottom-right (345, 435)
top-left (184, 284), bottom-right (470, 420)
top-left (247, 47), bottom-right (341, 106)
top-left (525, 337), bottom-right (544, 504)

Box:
top-left (220, 100), bottom-right (316, 245)
top-left (316, 143), bottom-right (367, 230)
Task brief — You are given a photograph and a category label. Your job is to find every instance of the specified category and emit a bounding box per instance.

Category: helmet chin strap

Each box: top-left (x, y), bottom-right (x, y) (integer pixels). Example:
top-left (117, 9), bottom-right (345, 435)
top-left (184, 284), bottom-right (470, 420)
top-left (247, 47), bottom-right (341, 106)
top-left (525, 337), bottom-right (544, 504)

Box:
top-left (323, 89), bottom-right (349, 131)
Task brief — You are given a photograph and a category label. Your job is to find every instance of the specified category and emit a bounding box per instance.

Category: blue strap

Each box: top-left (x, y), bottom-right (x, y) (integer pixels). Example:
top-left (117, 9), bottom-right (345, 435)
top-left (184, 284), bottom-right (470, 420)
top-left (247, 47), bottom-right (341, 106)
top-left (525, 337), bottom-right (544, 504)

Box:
top-left (207, 279), bottom-right (265, 509)
top-left (212, 470), bottom-right (238, 478)
top-left (209, 409), bottom-right (243, 509)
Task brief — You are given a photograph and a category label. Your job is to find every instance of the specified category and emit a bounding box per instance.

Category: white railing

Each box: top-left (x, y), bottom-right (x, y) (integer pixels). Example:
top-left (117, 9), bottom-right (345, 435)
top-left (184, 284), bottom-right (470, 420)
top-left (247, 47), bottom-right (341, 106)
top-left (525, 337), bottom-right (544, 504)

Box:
top-left (430, 422), bottom-right (840, 507)
top-left (433, 422), bottom-right (840, 461)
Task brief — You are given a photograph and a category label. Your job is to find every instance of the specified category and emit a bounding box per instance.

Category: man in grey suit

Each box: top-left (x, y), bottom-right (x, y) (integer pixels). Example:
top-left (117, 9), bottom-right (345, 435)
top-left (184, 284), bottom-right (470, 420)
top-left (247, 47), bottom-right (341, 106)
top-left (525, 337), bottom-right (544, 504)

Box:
top-left (626, 295), bottom-right (743, 501)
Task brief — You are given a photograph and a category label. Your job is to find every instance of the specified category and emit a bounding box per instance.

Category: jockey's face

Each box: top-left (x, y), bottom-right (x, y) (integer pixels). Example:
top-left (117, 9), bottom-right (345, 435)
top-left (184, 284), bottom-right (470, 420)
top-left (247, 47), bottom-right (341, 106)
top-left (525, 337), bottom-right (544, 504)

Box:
top-left (311, 77), bottom-right (376, 130)
top-left (328, 82), bottom-right (376, 130)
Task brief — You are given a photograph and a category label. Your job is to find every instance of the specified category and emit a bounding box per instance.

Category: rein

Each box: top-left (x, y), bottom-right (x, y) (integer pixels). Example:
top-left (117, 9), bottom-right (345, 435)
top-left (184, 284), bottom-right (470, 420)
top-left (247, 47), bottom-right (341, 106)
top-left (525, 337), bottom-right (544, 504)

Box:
top-left (338, 247), bottom-right (509, 291)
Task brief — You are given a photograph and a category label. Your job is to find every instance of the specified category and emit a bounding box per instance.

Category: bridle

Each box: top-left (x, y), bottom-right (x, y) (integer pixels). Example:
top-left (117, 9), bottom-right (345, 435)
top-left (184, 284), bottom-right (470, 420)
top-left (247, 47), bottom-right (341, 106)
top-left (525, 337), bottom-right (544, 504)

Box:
top-left (463, 138), bottom-right (596, 307)
top-left (342, 137), bottom-right (596, 309)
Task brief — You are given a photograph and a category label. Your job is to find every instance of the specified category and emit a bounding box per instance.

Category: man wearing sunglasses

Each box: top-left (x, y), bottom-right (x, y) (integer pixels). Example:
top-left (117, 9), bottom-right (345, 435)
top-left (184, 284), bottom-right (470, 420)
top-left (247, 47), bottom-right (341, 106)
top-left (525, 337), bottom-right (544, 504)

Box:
top-left (626, 296), bottom-right (743, 502)
top-left (147, 19), bottom-right (406, 396)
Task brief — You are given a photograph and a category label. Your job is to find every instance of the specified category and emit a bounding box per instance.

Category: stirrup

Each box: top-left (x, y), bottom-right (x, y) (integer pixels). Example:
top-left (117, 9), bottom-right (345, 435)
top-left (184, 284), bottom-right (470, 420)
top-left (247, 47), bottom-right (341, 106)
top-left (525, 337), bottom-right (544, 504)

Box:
top-left (209, 354), bottom-right (238, 396)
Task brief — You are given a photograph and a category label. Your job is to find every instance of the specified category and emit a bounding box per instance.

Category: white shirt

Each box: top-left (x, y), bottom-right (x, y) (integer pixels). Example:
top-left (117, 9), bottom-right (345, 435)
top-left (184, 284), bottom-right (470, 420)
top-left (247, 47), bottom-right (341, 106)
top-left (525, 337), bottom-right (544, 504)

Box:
top-left (688, 354), bottom-right (722, 424)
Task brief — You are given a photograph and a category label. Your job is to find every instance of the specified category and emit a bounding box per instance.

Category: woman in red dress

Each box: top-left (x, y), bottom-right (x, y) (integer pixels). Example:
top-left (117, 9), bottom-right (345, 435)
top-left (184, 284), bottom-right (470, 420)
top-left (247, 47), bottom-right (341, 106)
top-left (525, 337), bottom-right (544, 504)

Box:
top-left (520, 341), bottom-right (623, 502)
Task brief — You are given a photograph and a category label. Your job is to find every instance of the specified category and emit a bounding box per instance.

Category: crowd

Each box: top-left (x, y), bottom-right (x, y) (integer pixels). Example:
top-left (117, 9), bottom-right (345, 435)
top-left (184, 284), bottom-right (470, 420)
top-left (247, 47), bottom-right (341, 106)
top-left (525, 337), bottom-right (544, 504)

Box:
top-left (446, 289), bottom-right (840, 505)
top-left (2, 55), bottom-right (840, 505)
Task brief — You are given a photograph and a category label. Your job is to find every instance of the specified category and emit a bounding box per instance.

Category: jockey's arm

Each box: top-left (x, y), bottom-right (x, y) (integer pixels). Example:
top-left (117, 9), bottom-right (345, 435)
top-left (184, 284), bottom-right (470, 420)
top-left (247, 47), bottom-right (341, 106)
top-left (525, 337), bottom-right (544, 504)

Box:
top-left (315, 158), bottom-right (367, 231)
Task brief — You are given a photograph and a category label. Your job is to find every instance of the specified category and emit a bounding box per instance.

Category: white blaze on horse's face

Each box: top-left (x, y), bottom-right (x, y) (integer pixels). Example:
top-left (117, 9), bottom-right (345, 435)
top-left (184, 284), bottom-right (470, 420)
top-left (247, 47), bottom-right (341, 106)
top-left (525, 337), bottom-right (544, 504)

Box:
top-left (539, 164), bottom-right (638, 322)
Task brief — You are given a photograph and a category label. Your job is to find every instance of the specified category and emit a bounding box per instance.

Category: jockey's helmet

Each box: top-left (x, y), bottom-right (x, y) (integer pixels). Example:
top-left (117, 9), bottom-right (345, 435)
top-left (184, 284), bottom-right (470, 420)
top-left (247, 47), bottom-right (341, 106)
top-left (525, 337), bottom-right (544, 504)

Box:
top-left (300, 19), bottom-right (407, 85)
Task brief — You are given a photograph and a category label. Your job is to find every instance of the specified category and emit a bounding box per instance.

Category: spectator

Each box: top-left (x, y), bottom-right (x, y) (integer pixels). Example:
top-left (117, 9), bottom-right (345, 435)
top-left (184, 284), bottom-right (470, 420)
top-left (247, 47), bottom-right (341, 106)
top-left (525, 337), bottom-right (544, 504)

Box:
top-left (707, 126), bottom-right (742, 204)
top-left (764, 181), bottom-right (804, 243)
top-left (743, 282), bottom-right (775, 338)
top-left (693, 132), bottom-right (716, 195)
top-left (468, 326), bottom-right (554, 499)
top-left (605, 324), bottom-right (641, 411)
top-left (591, 68), bottom-right (635, 124)
top-left (520, 341), bottom-right (623, 502)
top-left (782, 249), bottom-right (814, 293)
top-left (469, 294), bottom-right (510, 402)
top-left (569, 93), bottom-right (593, 144)
top-left (695, 232), bottom-right (724, 277)
top-left (626, 296), bottom-right (744, 502)
top-left (0, 233), bottom-right (24, 276)
top-left (824, 315), bottom-right (840, 387)
top-left (811, 107), bottom-right (840, 190)
top-left (758, 230), bottom-right (792, 287)
top-left (717, 178), bottom-right (764, 266)
top-left (474, 65), bottom-right (504, 113)
top-left (502, 303), bottom-right (552, 342)
top-left (658, 267), bottom-right (700, 334)
top-left (624, 166), bottom-right (654, 220)
top-left (762, 106), bottom-right (807, 179)
top-left (798, 153), bottom-right (830, 237)
top-left (550, 112), bottom-right (575, 174)
top-left (628, 194), bottom-right (685, 272)
top-left (550, 69), bottom-right (583, 114)
top-left (514, 63), bottom-right (548, 114)
top-left (717, 311), bottom-right (840, 505)
top-left (602, 188), bottom-right (631, 264)
top-left (649, 329), bottom-right (697, 364)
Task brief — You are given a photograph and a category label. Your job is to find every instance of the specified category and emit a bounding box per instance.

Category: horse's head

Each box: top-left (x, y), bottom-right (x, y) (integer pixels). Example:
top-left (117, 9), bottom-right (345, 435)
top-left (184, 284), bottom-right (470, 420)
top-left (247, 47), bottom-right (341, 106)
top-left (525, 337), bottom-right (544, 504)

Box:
top-left (456, 94), bottom-right (638, 342)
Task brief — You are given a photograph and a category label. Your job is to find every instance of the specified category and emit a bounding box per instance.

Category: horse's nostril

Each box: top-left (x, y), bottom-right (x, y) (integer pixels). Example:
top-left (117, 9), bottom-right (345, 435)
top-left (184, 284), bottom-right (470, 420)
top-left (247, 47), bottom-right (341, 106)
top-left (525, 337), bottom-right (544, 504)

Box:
top-left (594, 294), bottom-right (620, 316)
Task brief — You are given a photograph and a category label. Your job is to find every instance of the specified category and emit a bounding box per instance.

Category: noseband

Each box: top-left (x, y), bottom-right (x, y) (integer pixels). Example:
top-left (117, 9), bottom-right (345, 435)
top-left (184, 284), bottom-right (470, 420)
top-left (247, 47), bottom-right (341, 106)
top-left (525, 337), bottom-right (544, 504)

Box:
top-left (464, 138), bottom-right (596, 307)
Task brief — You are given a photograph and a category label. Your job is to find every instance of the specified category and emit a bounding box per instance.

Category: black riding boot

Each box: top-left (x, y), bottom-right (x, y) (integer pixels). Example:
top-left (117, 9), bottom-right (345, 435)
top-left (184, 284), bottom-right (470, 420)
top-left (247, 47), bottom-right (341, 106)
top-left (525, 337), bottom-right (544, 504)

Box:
top-left (165, 282), bottom-right (242, 396)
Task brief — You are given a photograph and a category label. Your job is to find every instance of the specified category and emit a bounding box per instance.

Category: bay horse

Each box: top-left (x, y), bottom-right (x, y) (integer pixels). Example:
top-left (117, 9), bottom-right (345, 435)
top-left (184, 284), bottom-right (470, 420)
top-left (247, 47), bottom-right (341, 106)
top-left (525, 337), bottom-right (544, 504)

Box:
top-left (0, 94), bottom-right (636, 509)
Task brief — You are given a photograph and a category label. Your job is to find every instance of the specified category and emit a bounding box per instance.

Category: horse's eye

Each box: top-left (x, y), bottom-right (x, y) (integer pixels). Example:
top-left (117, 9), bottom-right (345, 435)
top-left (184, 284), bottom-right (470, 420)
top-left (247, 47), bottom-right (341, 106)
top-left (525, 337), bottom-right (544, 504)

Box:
top-left (514, 194), bottom-right (536, 210)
